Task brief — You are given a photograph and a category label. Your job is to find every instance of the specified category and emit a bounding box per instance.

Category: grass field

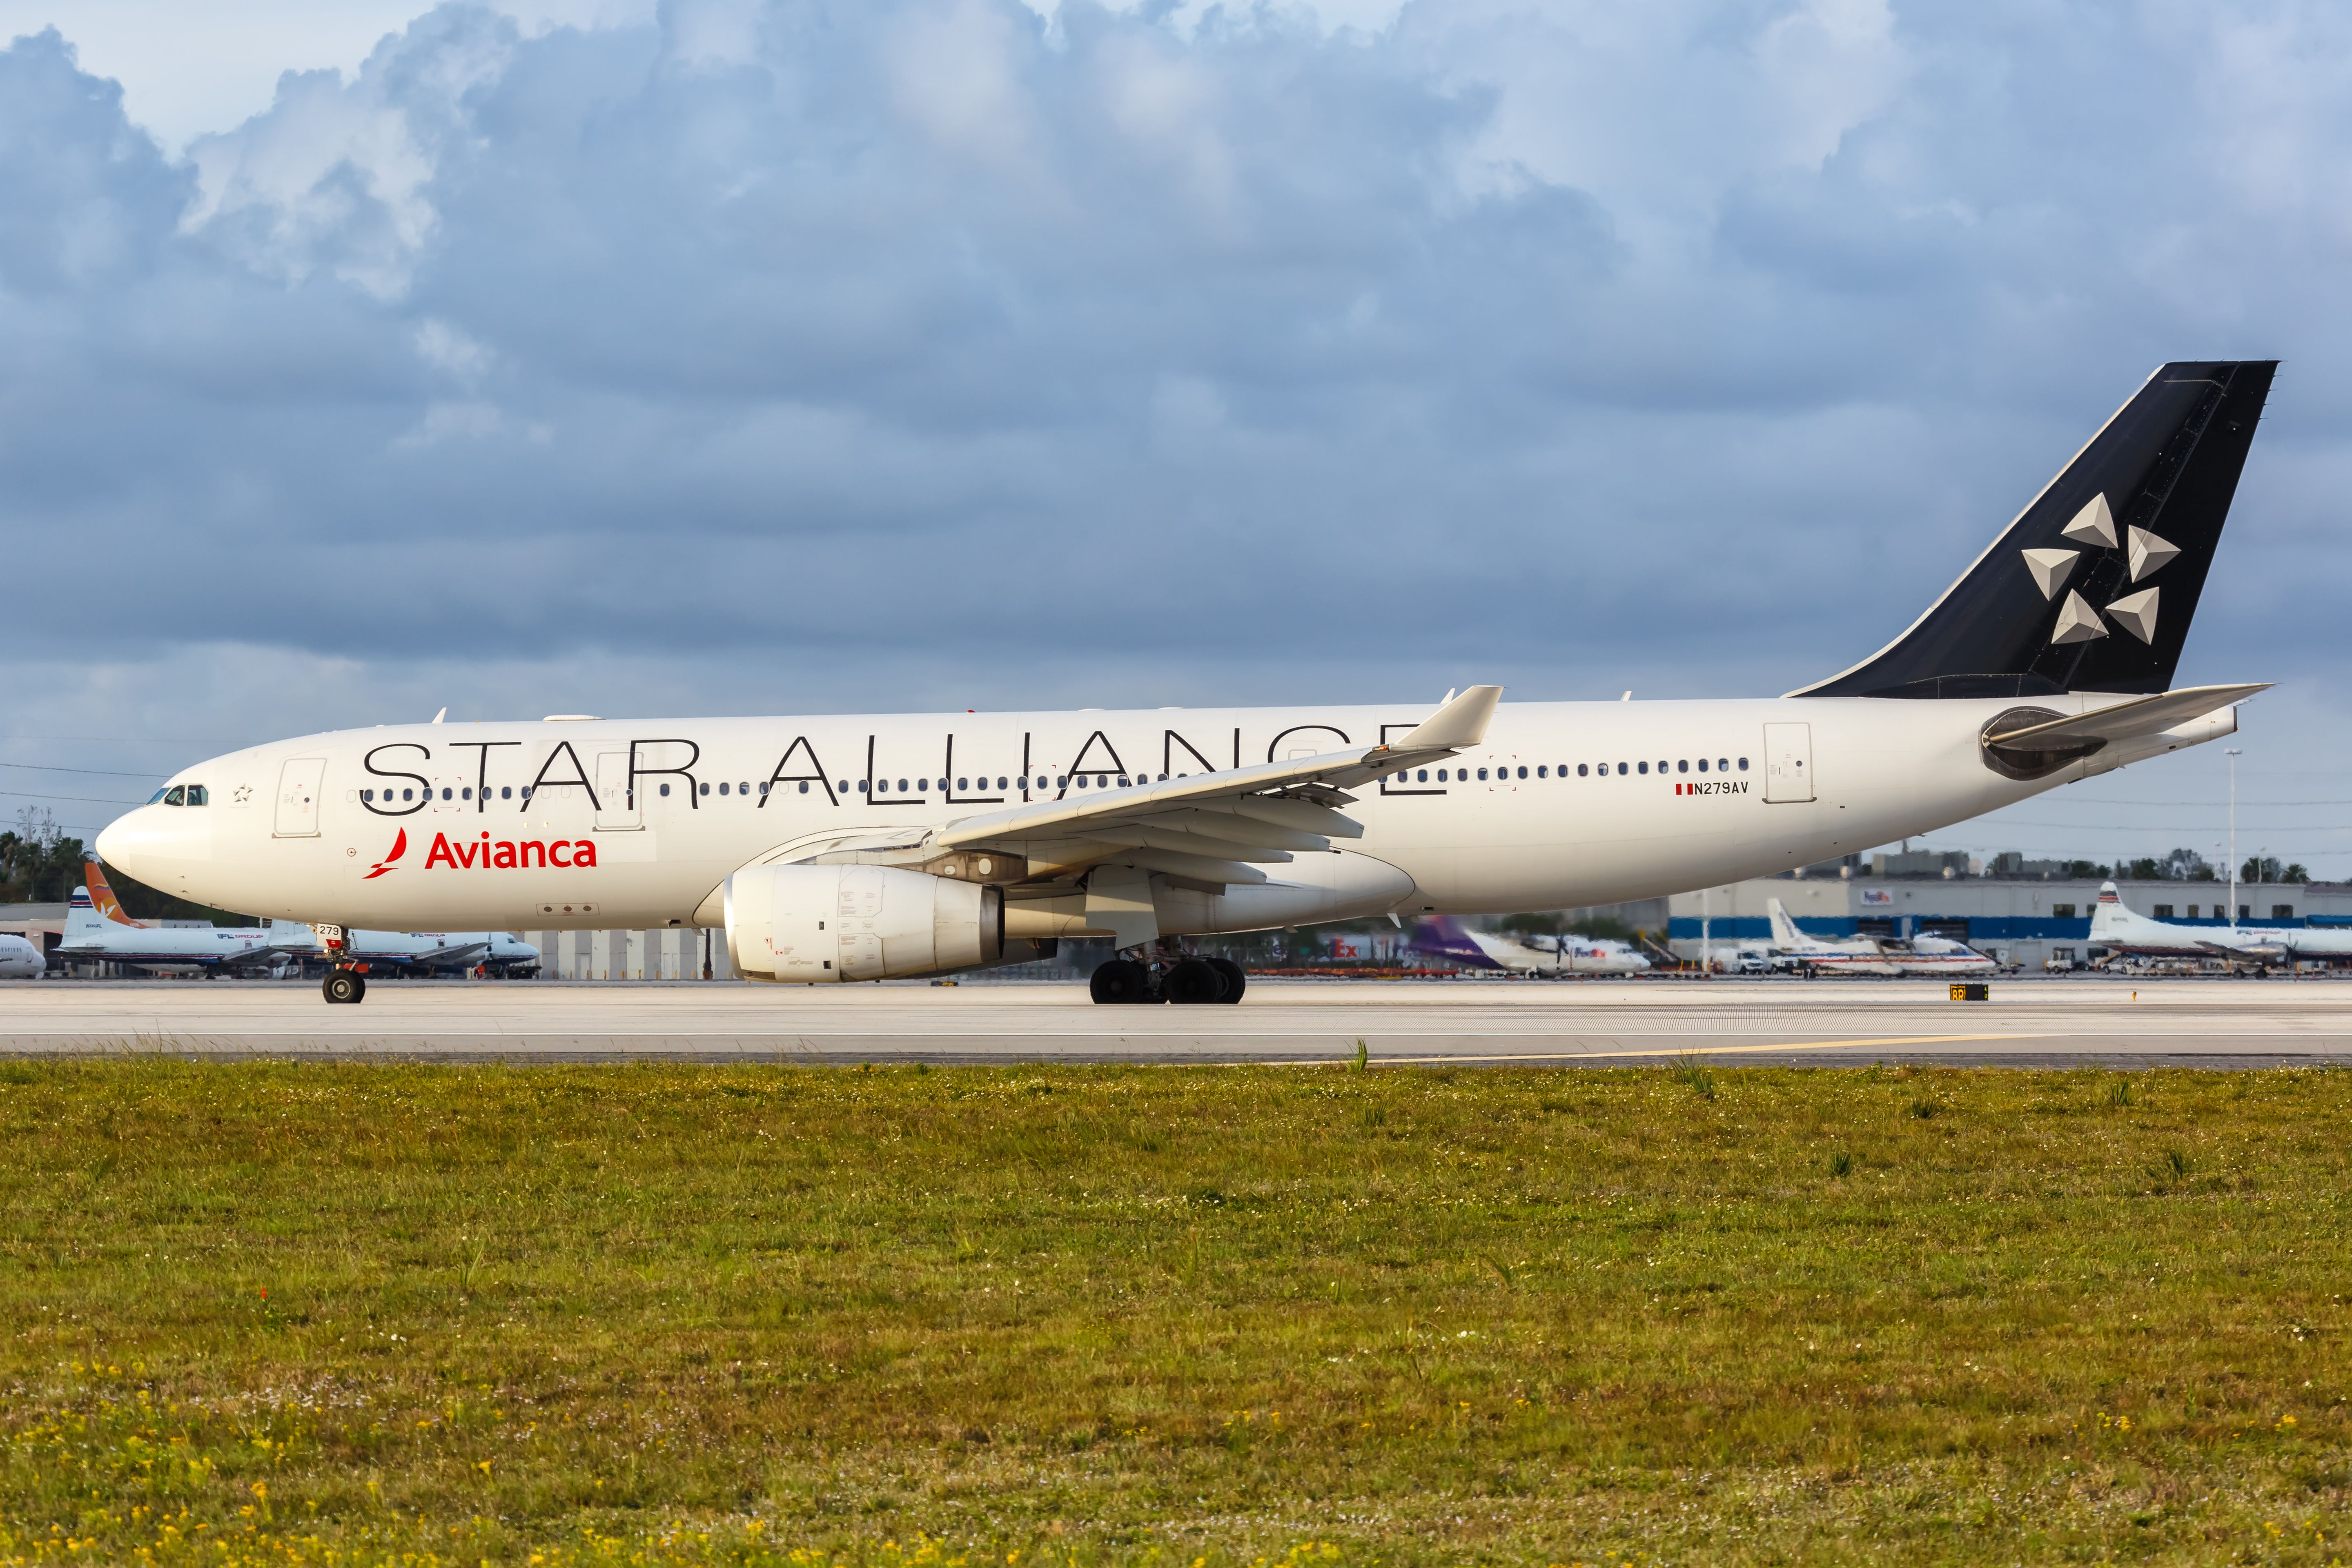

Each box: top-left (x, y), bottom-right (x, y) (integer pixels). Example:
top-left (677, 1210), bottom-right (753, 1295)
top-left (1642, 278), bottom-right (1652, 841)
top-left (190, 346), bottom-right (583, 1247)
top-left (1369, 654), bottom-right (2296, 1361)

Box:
top-left (0, 1058), bottom-right (2344, 1566)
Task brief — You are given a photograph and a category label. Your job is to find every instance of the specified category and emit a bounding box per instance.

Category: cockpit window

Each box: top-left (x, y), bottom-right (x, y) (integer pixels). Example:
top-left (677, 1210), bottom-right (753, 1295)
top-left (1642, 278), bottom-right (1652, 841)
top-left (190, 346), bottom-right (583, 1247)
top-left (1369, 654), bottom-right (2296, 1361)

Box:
top-left (147, 788), bottom-right (169, 804)
top-left (163, 786), bottom-right (185, 806)
top-left (184, 785), bottom-right (208, 806)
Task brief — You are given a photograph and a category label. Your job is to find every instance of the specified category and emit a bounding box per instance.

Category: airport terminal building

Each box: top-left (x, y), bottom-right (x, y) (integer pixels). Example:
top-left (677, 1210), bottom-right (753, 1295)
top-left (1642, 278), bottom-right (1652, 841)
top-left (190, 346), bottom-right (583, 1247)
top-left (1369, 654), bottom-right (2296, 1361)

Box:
top-left (1659, 869), bottom-right (2351, 970)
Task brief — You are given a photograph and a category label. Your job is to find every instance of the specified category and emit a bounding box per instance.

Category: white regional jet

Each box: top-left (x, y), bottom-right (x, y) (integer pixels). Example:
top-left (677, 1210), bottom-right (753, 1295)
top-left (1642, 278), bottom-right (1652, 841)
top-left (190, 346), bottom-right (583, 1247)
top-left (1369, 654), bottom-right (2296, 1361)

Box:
top-left (2087, 881), bottom-right (2352, 968)
top-left (99, 361), bottom-right (2278, 1007)
top-left (0, 933), bottom-right (44, 978)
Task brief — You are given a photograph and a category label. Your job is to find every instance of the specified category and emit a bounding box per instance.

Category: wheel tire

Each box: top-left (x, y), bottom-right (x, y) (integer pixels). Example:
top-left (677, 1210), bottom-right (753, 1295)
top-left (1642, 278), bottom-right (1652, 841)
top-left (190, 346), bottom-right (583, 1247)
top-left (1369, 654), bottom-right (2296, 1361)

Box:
top-left (1165, 958), bottom-right (1222, 1004)
top-left (322, 971), bottom-right (363, 1005)
top-left (1208, 956), bottom-right (1246, 1004)
top-left (1089, 959), bottom-right (1151, 1004)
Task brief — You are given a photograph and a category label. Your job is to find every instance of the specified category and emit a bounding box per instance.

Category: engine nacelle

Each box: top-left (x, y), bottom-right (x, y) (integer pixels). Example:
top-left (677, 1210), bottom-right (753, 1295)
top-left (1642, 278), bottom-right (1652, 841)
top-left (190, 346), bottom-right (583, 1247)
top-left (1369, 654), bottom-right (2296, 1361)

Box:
top-left (727, 864), bottom-right (1010, 983)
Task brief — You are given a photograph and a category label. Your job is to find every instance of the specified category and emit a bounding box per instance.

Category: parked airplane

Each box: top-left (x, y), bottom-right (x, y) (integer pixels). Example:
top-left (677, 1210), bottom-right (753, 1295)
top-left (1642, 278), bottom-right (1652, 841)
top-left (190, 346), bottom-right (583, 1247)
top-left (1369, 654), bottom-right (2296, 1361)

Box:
top-left (0, 933), bottom-right (44, 978)
top-left (2087, 881), bottom-right (2352, 967)
top-left (1765, 897), bottom-right (1997, 977)
top-left (56, 884), bottom-right (288, 974)
top-left (1407, 915), bottom-right (1651, 976)
top-left (62, 862), bottom-right (538, 978)
top-left (98, 361), bottom-right (2277, 1006)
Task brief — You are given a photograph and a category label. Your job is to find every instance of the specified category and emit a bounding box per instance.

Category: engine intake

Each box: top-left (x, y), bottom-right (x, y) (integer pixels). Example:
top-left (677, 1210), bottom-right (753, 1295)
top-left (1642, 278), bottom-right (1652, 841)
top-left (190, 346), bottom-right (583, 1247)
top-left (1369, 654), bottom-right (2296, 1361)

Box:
top-left (726, 864), bottom-right (1014, 983)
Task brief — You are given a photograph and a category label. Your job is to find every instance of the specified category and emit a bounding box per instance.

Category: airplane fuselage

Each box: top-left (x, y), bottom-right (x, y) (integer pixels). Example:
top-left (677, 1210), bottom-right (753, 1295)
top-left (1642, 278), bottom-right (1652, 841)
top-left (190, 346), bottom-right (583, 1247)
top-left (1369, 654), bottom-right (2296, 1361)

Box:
top-left (101, 693), bottom-right (2204, 936)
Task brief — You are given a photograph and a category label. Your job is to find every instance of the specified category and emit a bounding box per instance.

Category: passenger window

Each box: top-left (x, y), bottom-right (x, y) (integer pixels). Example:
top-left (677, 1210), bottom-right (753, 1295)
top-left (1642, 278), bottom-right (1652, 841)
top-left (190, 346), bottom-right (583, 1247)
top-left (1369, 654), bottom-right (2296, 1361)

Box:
top-left (958, 777), bottom-right (969, 791)
top-left (1537, 766), bottom-right (1547, 778)
top-left (1718, 758), bottom-right (1728, 771)
top-left (900, 780), bottom-right (910, 792)
top-left (997, 777), bottom-right (1009, 790)
top-left (1737, 757), bottom-right (1748, 771)
top-left (164, 786), bottom-right (185, 806)
top-left (1637, 762), bottom-right (1648, 775)
top-left (740, 782), bottom-right (749, 794)
top-left (1096, 775), bottom-right (1108, 787)
top-left (795, 782), bottom-right (807, 793)
top-left (403, 788), bottom-right (414, 801)
top-left (1118, 776), bottom-right (1131, 787)
top-left (521, 786), bottom-right (532, 800)
top-left (361, 789), bottom-right (374, 802)
top-left (859, 781), bottom-right (870, 793)
top-left (1677, 760), bottom-right (1688, 774)
top-left (443, 788), bottom-right (452, 800)
top-left (1473, 767), bottom-right (1486, 780)
top-left (462, 787), bottom-right (472, 799)
top-left (1617, 763), bottom-right (1628, 775)
top-left (659, 783), bottom-right (671, 797)
top-left (1696, 759), bottom-right (1708, 773)
top-left (1577, 764), bottom-right (1588, 777)
top-left (914, 779), bottom-right (924, 791)
top-left (1417, 769), bottom-right (1428, 782)
top-left (501, 786), bottom-right (512, 799)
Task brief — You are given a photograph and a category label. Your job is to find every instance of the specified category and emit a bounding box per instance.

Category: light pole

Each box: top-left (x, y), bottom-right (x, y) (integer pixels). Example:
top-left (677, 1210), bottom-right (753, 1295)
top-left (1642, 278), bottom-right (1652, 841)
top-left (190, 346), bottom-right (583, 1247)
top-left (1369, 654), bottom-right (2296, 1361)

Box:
top-left (2225, 747), bottom-right (2241, 929)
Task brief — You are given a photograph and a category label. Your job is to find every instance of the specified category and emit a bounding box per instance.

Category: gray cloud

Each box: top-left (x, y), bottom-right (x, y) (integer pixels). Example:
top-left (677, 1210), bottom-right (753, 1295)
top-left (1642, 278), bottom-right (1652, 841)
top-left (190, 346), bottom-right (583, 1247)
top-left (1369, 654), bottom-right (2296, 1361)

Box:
top-left (2, 0), bottom-right (2350, 866)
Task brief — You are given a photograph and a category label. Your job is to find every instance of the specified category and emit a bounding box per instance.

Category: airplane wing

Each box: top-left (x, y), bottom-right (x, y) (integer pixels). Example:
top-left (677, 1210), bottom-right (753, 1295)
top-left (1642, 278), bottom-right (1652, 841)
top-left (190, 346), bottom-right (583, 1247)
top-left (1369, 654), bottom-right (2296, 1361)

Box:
top-left (1984, 683), bottom-right (2270, 754)
top-left (410, 941), bottom-right (490, 967)
top-left (927, 686), bottom-right (1502, 887)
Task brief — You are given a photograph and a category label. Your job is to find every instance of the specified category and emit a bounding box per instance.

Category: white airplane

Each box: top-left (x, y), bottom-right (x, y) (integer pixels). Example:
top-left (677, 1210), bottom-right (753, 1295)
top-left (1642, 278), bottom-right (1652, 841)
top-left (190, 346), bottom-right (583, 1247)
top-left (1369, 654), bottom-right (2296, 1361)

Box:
top-left (98, 360), bottom-right (2278, 1007)
top-left (56, 882), bottom-right (288, 974)
top-left (1765, 897), bottom-right (1995, 977)
top-left (2087, 881), bottom-right (2352, 967)
top-left (1406, 915), bottom-right (1651, 975)
top-left (0, 933), bottom-right (45, 978)
top-left (1764, 897), bottom-right (1900, 975)
top-left (60, 862), bottom-right (537, 978)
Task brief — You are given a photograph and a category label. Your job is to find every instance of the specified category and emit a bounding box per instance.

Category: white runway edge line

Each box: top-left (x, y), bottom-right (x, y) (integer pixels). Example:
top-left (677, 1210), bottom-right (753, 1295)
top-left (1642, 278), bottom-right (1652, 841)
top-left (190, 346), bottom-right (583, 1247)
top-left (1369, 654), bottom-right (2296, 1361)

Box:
top-left (1278, 1033), bottom-right (2060, 1066)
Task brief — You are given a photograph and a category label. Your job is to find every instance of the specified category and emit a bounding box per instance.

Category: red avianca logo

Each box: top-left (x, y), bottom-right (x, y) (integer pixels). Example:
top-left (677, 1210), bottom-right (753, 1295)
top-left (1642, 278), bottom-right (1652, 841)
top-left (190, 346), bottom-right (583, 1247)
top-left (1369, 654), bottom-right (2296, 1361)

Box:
top-left (366, 829), bottom-right (599, 873)
top-left (363, 829), bottom-right (408, 880)
top-left (423, 831), bottom-right (598, 870)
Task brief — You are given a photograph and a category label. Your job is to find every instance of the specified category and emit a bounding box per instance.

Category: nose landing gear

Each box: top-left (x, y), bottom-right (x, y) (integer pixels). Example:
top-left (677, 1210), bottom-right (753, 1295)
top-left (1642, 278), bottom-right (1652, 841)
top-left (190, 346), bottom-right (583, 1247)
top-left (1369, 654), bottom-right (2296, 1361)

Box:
top-left (313, 923), bottom-right (367, 1004)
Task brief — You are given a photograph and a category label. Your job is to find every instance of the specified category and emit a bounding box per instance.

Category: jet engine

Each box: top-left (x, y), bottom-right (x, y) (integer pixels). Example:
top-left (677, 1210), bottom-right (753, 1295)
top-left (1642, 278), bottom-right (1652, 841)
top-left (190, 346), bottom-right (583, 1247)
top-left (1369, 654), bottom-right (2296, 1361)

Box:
top-left (726, 864), bottom-right (1051, 983)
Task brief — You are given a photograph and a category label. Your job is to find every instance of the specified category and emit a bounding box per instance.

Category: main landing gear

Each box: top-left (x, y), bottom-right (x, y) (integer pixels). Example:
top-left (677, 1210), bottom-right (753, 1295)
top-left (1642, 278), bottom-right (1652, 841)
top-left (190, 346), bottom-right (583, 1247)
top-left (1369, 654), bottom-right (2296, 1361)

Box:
top-left (1089, 946), bottom-right (1246, 1005)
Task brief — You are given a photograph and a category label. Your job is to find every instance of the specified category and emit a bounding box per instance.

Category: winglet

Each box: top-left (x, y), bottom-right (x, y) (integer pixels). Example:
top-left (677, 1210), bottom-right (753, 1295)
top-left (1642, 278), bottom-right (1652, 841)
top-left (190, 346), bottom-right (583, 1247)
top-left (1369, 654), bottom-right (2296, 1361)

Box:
top-left (1394, 685), bottom-right (1501, 751)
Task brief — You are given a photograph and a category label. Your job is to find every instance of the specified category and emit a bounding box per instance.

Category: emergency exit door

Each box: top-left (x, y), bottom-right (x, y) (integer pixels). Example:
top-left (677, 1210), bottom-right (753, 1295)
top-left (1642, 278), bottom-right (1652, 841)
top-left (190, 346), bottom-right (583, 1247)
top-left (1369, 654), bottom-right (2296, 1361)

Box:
top-left (1762, 722), bottom-right (1814, 803)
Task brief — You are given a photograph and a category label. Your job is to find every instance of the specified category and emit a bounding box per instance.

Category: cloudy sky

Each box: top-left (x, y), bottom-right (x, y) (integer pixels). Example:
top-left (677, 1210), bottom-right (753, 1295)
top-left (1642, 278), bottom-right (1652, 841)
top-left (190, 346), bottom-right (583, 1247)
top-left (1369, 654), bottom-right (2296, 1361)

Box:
top-left (2, 0), bottom-right (2348, 874)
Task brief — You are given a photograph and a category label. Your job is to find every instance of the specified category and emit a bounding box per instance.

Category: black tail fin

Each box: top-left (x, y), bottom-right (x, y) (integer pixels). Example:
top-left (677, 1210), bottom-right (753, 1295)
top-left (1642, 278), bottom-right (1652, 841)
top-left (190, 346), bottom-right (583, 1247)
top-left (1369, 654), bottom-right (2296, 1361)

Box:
top-left (1794, 360), bottom-right (2276, 699)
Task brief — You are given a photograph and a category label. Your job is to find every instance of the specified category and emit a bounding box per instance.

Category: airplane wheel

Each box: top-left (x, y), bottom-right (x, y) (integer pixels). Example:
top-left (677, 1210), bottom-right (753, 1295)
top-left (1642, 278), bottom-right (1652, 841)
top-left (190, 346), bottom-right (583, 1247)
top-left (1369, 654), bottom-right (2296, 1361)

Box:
top-left (1089, 959), bottom-right (1151, 1004)
top-left (1165, 958), bottom-right (1222, 1004)
top-left (1208, 956), bottom-right (1246, 1004)
top-left (322, 970), bottom-right (365, 1005)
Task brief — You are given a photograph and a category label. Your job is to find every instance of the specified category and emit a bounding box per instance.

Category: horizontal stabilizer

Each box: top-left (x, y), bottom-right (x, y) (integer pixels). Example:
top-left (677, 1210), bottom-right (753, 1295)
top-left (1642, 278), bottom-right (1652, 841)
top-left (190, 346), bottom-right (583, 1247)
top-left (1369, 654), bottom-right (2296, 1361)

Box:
top-left (1984, 683), bottom-right (2270, 751)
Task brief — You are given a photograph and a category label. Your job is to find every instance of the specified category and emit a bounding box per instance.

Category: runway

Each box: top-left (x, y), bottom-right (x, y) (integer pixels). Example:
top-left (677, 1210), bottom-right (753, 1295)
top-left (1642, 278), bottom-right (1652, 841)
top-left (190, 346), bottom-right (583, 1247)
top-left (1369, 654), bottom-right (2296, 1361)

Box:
top-left (1, 976), bottom-right (2347, 1065)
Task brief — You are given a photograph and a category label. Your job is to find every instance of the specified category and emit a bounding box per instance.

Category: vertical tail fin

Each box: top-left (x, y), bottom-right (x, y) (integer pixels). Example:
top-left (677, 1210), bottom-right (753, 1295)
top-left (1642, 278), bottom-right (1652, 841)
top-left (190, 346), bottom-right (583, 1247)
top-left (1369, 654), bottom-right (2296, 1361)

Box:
top-left (1766, 898), bottom-right (1806, 950)
top-left (64, 887), bottom-right (110, 939)
top-left (83, 862), bottom-right (137, 926)
top-left (1794, 361), bottom-right (2276, 698)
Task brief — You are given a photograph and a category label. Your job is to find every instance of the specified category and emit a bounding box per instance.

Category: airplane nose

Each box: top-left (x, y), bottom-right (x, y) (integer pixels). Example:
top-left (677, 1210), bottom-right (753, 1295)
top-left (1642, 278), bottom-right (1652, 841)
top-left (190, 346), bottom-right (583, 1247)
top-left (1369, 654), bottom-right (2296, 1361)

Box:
top-left (97, 804), bottom-right (212, 886)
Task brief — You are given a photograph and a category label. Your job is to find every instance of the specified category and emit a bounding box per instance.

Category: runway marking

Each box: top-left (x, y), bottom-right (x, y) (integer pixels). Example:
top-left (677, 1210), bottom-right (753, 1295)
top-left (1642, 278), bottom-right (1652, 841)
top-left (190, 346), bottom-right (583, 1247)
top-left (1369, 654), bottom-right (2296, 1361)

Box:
top-left (1279, 1033), bottom-right (2062, 1065)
